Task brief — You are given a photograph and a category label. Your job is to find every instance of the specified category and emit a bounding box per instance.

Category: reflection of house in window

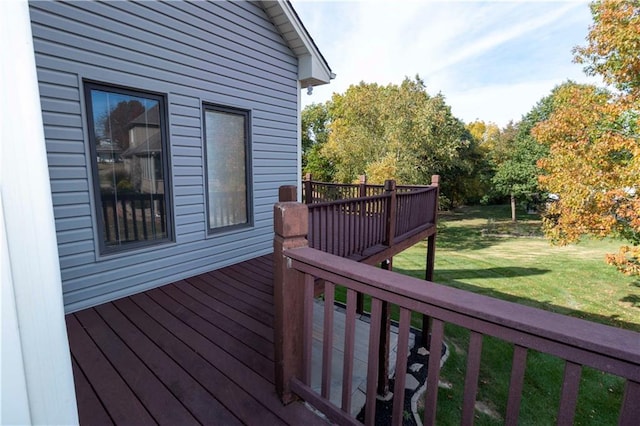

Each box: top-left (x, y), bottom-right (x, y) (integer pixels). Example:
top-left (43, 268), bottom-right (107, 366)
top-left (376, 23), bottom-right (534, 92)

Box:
top-left (96, 138), bottom-right (122, 164)
top-left (121, 104), bottom-right (164, 194)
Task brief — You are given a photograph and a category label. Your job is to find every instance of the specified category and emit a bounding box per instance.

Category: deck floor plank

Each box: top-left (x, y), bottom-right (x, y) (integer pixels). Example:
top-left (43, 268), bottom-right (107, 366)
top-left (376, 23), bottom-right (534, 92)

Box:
top-left (66, 314), bottom-right (156, 425)
top-left (75, 307), bottom-right (200, 425)
top-left (214, 267), bottom-right (274, 304)
top-left (147, 287), bottom-right (274, 382)
top-left (118, 294), bottom-right (286, 426)
top-left (93, 302), bottom-right (240, 425)
top-left (71, 357), bottom-right (114, 426)
top-left (201, 268), bottom-right (275, 313)
top-left (160, 284), bottom-right (274, 360)
top-left (67, 256), bottom-right (327, 425)
top-left (181, 275), bottom-right (274, 337)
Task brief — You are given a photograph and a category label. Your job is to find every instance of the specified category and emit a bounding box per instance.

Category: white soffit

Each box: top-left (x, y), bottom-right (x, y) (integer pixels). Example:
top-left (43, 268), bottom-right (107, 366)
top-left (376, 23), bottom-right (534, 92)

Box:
top-left (260, 0), bottom-right (335, 88)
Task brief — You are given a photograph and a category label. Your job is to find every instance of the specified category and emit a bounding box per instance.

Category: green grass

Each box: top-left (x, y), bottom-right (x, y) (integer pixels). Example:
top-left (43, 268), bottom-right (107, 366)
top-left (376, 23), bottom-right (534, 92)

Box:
top-left (391, 204), bottom-right (639, 424)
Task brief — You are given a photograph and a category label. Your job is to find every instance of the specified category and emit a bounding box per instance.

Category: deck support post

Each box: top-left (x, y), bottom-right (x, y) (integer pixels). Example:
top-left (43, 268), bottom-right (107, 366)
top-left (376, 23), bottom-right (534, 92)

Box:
top-left (377, 259), bottom-right (392, 397)
top-left (356, 177), bottom-right (368, 314)
top-left (273, 199), bottom-right (309, 404)
top-left (384, 180), bottom-right (397, 247)
top-left (304, 173), bottom-right (312, 204)
top-left (422, 175), bottom-right (440, 346)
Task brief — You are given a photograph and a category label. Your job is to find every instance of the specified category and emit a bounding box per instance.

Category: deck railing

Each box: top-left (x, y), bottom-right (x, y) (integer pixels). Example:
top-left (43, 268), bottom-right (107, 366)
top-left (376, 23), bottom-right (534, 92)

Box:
top-left (273, 202), bottom-right (640, 425)
top-left (294, 175), bottom-right (439, 263)
top-left (101, 192), bottom-right (166, 243)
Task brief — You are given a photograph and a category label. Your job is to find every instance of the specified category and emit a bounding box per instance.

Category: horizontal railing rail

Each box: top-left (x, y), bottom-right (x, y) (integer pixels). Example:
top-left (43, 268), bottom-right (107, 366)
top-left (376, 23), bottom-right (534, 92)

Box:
top-left (278, 245), bottom-right (640, 426)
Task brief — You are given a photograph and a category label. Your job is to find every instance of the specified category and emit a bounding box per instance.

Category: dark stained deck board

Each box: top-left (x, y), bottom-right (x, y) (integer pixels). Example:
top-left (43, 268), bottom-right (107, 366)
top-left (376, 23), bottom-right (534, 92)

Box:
top-left (214, 267), bottom-right (274, 304)
top-left (67, 314), bottom-right (157, 425)
top-left (181, 275), bottom-right (274, 337)
top-left (187, 273), bottom-right (274, 324)
top-left (146, 287), bottom-right (274, 382)
top-left (231, 256), bottom-right (275, 283)
top-left (75, 307), bottom-right (200, 425)
top-left (67, 255), bottom-right (328, 426)
top-left (71, 357), bottom-right (114, 426)
top-left (93, 302), bottom-right (239, 425)
top-left (160, 284), bottom-right (274, 360)
top-left (202, 268), bottom-right (275, 312)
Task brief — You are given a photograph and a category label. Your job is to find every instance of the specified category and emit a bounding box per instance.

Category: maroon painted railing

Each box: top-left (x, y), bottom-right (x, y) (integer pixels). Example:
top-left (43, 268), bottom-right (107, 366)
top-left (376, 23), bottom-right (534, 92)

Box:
top-left (298, 176), bottom-right (439, 262)
top-left (273, 203), bottom-right (640, 426)
top-left (302, 174), bottom-right (385, 204)
top-left (307, 194), bottom-right (389, 259)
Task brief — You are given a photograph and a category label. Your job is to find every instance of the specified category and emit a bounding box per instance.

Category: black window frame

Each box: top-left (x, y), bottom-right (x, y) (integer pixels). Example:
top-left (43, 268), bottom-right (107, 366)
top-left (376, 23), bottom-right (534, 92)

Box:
top-left (202, 103), bottom-right (253, 234)
top-left (84, 80), bottom-right (174, 254)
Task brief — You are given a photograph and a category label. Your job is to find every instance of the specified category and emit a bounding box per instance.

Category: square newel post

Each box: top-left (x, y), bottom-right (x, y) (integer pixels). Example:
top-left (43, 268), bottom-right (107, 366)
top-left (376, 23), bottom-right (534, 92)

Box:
top-left (358, 174), bottom-right (367, 198)
top-left (304, 173), bottom-right (313, 204)
top-left (279, 185), bottom-right (297, 202)
top-left (273, 201), bottom-right (309, 404)
top-left (356, 174), bottom-right (368, 314)
top-left (384, 179), bottom-right (397, 247)
top-left (422, 175), bottom-right (440, 346)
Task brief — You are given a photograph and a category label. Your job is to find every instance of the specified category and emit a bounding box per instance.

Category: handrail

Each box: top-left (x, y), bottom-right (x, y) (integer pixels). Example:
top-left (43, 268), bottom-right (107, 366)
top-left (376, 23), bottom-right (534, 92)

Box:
top-left (280, 245), bottom-right (640, 425)
top-left (272, 201), bottom-right (640, 424)
top-left (297, 177), bottom-right (440, 263)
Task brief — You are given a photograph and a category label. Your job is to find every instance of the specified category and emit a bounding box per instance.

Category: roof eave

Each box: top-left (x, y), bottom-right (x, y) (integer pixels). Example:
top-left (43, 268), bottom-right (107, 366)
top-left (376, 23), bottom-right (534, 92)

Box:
top-left (260, 0), bottom-right (335, 88)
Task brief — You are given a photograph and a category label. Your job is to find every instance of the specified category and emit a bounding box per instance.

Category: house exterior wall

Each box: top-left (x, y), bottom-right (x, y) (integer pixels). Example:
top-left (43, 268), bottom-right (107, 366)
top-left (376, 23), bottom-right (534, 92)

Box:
top-left (29, 0), bottom-right (300, 312)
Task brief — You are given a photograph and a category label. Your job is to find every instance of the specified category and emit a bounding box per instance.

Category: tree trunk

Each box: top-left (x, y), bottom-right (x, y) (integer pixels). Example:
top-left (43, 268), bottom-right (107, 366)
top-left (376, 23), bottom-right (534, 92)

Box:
top-left (511, 193), bottom-right (517, 222)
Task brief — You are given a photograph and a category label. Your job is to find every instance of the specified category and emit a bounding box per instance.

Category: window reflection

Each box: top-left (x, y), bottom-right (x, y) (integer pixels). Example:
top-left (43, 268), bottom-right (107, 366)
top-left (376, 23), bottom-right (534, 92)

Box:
top-left (87, 86), bottom-right (170, 250)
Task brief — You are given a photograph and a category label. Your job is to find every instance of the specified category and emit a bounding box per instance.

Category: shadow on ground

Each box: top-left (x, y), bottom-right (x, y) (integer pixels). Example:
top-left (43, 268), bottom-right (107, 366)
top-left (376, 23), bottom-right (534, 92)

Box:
top-left (394, 266), bottom-right (640, 333)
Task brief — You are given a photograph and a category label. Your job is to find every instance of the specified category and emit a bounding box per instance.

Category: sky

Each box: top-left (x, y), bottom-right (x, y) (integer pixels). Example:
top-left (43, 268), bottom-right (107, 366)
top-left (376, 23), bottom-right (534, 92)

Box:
top-left (292, 0), bottom-right (601, 127)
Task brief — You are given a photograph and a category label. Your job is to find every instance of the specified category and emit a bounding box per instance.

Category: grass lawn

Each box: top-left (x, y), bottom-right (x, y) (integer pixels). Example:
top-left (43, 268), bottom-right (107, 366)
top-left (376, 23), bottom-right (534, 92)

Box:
top-left (390, 204), bottom-right (640, 424)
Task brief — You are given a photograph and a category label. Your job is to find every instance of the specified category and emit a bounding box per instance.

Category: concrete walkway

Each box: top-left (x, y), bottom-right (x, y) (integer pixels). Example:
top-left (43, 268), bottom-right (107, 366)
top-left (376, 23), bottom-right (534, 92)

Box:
top-left (310, 299), bottom-right (415, 417)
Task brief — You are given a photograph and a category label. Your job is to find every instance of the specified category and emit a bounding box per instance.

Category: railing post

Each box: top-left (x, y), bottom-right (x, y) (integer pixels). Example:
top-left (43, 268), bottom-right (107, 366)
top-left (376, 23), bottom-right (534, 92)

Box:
top-left (377, 259), bottom-right (392, 397)
top-left (384, 179), bottom-right (396, 246)
top-left (304, 173), bottom-right (312, 204)
top-left (279, 185), bottom-right (297, 202)
top-left (422, 175), bottom-right (440, 346)
top-left (359, 174), bottom-right (367, 198)
top-left (356, 174), bottom-right (368, 314)
top-left (273, 201), bottom-right (309, 404)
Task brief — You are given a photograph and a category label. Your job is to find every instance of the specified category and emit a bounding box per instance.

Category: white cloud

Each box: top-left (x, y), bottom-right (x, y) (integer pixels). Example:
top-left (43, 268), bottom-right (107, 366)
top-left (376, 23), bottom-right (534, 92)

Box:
top-left (294, 0), bottom-right (595, 125)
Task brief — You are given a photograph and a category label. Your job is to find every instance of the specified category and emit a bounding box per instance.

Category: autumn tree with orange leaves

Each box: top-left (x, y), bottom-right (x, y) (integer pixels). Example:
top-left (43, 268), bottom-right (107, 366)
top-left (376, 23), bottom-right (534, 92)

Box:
top-left (533, 0), bottom-right (640, 275)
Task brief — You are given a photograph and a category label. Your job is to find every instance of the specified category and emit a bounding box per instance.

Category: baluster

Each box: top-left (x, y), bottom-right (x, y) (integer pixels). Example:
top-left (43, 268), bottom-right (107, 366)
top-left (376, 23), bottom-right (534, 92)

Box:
top-left (557, 361), bottom-right (582, 425)
top-left (619, 380), bottom-right (640, 425)
top-left (120, 197), bottom-right (129, 240)
top-left (342, 288), bottom-right (357, 413)
top-left (131, 197), bottom-right (139, 240)
top-left (321, 281), bottom-right (335, 399)
top-left (302, 273), bottom-right (315, 385)
top-left (423, 319), bottom-right (444, 426)
top-left (391, 308), bottom-right (411, 426)
top-left (461, 332), bottom-right (484, 425)
top-left (365, 298), bottom-right (383, 426)
top-left (505, 345), bottom-right (528, 424)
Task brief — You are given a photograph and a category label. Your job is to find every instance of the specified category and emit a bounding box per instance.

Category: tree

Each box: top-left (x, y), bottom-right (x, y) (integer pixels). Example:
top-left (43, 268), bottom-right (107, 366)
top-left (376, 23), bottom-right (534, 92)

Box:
top-left (491, 83), bottom-right (569, 221)
top-left (321, 76), bottom-right (481, 206)
top-left (533, 0), bottom-right (640, 275)
top-left (99, 100), bottom-right (145, 151)
top-left (301, 103), bottom-right (335, 181)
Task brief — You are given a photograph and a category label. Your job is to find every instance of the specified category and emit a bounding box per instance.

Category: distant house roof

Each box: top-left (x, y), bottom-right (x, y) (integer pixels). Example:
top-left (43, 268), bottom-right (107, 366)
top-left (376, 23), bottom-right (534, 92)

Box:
top-left (121, 132), bottom-right (162, 158)
top-left (260, 0), bottom-right (335, 88)
top-left (129, 104), bottom-right (160, 128)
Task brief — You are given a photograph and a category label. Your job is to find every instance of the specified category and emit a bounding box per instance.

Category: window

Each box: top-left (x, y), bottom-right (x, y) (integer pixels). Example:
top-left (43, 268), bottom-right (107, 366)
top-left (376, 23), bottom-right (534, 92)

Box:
top-left (203, 104), bottom-right (252, 232)
top-left (85, 82), bottom-right (172, 253)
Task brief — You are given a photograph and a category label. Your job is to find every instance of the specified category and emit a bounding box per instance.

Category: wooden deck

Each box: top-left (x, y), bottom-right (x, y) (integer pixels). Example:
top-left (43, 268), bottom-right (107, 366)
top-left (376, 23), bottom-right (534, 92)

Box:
top-left (66, 255), bottom-right (329, 425)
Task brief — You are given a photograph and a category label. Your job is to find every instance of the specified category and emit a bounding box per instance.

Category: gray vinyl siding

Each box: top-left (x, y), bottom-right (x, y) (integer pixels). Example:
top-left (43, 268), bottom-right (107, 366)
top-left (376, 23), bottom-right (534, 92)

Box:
top-left (29, 0), bottom-right (299, 313)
